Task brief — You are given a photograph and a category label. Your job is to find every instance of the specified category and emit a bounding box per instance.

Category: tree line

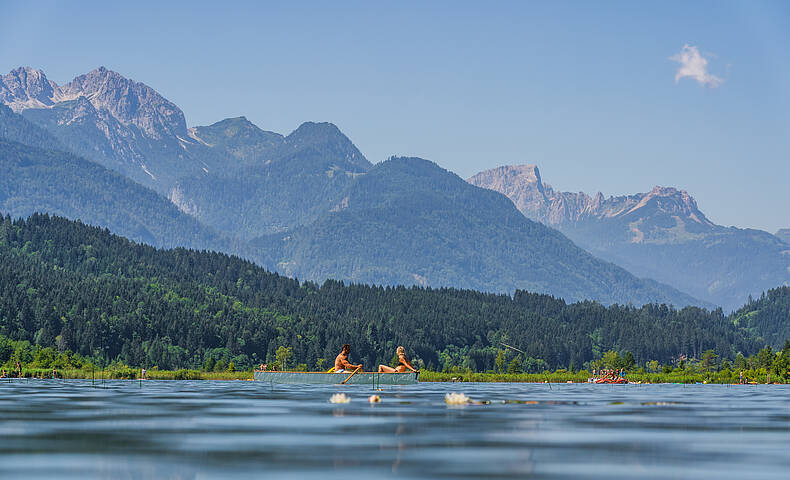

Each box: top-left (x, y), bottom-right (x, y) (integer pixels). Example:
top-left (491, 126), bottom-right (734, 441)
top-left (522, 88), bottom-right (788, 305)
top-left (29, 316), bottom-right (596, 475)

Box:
top-left (0, 213), bottom-right (778, 373)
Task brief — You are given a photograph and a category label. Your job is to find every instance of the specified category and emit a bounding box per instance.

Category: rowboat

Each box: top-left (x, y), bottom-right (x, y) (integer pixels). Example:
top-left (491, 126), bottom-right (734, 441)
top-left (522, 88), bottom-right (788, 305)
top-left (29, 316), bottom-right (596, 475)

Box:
top-left (253, 370), bottom-right (419, 385)
top-left (593, 378), bottom-right (628, 384)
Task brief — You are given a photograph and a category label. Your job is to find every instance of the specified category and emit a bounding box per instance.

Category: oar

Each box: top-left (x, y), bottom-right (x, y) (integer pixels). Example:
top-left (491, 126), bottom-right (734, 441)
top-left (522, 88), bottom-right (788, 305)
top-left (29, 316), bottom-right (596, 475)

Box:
top-left (500, 342), bottom-right (525, 354)
top-left (341, 366), bottom-right (362, 384)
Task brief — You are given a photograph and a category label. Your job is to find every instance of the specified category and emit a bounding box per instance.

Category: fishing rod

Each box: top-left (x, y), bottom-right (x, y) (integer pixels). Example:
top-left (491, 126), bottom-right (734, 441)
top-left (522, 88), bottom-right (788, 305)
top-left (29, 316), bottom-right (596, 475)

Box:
top-left (500, 342), bottom-right (525, 354)
top-left (500, 342), bottom-right (551, 389)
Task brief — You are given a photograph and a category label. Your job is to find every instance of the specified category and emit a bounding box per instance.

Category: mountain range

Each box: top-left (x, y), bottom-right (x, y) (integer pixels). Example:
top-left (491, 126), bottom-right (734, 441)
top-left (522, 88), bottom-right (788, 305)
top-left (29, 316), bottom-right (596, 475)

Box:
top-left (170, 118), bottom-right (372, 240)
top-left (251, 156), bottom-right (701, 305)
top-left (1, 66), bottom-right (203, 192)
top-left (469, 165), bottom-right (790, 310)
top-left (3, 65), bottom-right (781, 309)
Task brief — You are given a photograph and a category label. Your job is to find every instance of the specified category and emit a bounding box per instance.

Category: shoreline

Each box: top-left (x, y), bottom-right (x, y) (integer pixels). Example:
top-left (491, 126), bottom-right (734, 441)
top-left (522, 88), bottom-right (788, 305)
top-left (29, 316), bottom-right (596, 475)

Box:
top-left (3, 368), bottom-right (786, 384)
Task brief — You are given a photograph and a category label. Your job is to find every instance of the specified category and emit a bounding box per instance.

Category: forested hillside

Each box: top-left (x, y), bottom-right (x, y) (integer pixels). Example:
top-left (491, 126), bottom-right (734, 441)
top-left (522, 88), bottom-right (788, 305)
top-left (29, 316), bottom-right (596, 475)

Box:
top-left (732, 287), bottom-right (790, 349)
top-left (0, 214), bottom-right (761, 372)
top-left (255, 157), bottom-right (705, 307)
top-left (0, 104), bottom-right (62, 150)
top-left (0, 141), bottom-right (243, 253)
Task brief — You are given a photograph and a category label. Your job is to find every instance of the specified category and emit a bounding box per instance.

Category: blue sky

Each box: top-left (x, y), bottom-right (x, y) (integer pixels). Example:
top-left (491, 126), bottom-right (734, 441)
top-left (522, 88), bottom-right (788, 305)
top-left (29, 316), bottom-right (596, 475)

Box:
top-left (1, 1), bottom-right (788, 232)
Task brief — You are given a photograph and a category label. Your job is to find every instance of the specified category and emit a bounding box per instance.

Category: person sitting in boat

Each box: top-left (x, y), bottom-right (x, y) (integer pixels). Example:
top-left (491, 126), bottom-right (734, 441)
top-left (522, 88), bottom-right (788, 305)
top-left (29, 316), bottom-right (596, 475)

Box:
top-left (378, 346), bottom-right (418, 373)
top-left (334, 344), bottom-right (362, 373)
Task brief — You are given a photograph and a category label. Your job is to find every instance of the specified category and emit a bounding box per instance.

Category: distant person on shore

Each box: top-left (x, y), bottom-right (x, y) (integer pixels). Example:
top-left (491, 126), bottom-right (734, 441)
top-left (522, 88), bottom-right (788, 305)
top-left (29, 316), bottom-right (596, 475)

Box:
top-left (378, 346), bottom-right (418, 373)
top-left (739, 370), bottom-right (744, 384)
top-left (16, 361), bottom-right (21, 378)
top-left (334, 344), bottom-right (362, 373)
top-left (141, 368), bottom-right (147, 379)
top-left (52, 368), bottom-right (57, 379)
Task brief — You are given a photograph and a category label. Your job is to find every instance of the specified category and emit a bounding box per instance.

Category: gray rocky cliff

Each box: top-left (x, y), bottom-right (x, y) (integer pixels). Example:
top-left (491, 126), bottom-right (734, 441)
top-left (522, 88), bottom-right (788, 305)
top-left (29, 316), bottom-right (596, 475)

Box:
top-left (468, 164), bottom-right (789, 310)
top-left (0, 67), bottom-right (59, 111)
top-left (1, 66), bottom-right (202, 192)
top-left (59, 67), bottom-right (188, 140)
top-left (469, 165), bottom-right (715, 233)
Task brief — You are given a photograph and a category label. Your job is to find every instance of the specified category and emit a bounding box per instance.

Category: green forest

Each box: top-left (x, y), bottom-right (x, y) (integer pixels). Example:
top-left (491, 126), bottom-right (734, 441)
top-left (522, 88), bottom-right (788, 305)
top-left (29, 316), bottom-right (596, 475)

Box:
top-left (732, 288), bottom-right (790, 348)
top-left (0, 213), bottom-right (786, 375)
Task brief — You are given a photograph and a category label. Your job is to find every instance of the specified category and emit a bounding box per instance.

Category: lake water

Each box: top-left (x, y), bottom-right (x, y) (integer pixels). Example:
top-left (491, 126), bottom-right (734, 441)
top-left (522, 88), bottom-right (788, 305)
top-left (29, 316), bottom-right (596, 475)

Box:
top-left (1, 380), bottom-right (789, 479)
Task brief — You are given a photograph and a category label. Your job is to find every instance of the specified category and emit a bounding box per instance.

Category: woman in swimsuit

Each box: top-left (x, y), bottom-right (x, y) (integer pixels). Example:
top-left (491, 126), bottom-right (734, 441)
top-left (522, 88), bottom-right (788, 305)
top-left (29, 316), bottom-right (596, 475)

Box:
top-left (378, 346), bottom-right (418, 373)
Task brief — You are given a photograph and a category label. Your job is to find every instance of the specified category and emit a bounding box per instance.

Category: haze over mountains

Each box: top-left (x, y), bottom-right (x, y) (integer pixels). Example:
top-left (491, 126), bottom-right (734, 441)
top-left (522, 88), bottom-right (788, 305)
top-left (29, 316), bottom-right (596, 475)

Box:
top-left (1, 65), bottom-right (782, 309)
top-left (251, 156), bottom-right (700, 306)
top-left (171, 119), bottom-right (371, 240)
top-left (469, 165), bottom-right (790, 310)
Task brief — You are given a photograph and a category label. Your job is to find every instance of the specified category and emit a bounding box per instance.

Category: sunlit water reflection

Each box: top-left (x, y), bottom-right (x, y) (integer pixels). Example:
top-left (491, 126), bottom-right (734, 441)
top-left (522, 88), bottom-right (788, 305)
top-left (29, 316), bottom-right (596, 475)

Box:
top-left (1, 380), bottom-right (788, 479)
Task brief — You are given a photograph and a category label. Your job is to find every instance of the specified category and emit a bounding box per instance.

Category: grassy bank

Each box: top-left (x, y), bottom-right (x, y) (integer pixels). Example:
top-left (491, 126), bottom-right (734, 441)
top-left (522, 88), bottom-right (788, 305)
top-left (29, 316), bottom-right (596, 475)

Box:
top-left (5, 368), bottom-right (786, 384)
top-left (420, 370), bottom-right (788, 384)
top-left (3, 368), bottom-right (253, 381)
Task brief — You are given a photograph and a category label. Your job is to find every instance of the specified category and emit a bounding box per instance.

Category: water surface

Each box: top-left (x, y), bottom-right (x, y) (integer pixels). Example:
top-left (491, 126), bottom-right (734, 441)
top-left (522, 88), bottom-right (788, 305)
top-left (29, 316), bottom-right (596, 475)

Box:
top-left (1, 380), bottom-right (788, 479)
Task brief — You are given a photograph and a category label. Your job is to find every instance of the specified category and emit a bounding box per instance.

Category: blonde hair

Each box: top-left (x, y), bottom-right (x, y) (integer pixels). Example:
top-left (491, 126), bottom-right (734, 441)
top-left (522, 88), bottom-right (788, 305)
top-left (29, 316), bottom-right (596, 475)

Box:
top-left (396, 346), bottom-right (405, 356)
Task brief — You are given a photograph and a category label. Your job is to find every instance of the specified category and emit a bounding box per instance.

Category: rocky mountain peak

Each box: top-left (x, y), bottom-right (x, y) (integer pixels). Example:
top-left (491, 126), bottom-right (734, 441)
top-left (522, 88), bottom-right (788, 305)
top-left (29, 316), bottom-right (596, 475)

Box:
top-left (470, 164), bottom-right (543, 187)
top-left (632, 186), bottom-right (712, 226)
top-left (468, 164), bottom-right (573, 223)
top-left (468, 164), bottom-right (550, 204)
top-left (471, 164), bottom-right (541, 182)
top-left (0, 66), bottom-right (203, 191)
top-left (0, 67), bottom-right (59, 111)
top-left (1, 66), bottom-right (188, 140)
top-left (468, 164), bottom-right (717, 231)
top-left (60, 67), bottom-right (188, 139)
top-left (646, 186), bottom-right (693, 203)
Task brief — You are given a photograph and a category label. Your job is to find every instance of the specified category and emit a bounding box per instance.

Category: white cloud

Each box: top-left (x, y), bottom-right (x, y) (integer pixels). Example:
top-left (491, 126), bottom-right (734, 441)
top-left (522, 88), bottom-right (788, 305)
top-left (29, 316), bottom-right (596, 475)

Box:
top-left (670, 45), bottom-right (723, 88)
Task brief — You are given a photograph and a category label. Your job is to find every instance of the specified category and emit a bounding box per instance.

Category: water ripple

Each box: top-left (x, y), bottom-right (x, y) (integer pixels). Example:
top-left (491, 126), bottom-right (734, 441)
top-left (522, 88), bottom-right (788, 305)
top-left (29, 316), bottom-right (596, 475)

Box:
top-left (1, 380), bottom-right (789, 479)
